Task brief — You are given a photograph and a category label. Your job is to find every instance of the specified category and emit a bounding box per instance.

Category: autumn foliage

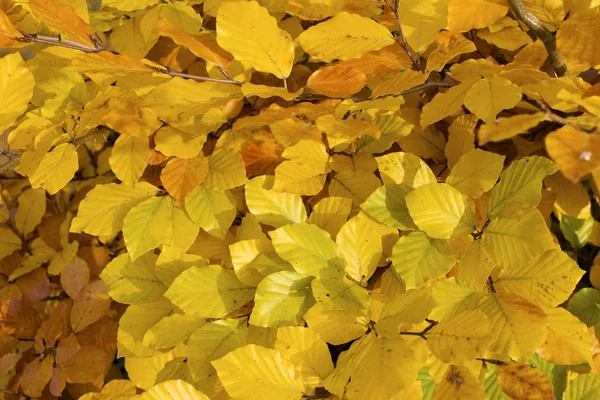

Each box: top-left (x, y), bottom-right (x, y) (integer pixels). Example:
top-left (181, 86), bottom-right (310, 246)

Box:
top-left (1, 0), bottom-right (600, 398)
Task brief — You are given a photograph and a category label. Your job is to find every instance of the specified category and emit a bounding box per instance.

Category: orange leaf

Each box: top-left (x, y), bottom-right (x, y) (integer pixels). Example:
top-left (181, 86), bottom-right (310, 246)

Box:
top-left (0, 9), bottom-right (23, 48)
top-left (336, 44), bottom-right (413, 76)
top-left (60, 257), bottom-right (90, 299)
top-left (20, 356), bottom-right (53, 397)
top-left (75, 317), bottom-right (117, 354)
top-left (72, 51), bottom-right (153, 75)
top-left (496, 361), bottom-right (554, 400)
top-left (545, 126), bottom-right (600, 183)
top-left (156, 18), bottom-right (233, 69)
top-left (14, 268), bottom-right (51, 303)
top-left (35, 301), bottom-right (71, 347)
top-left (55, 333), bottom-right (81, 366)
top-left (28, 0), bottom-right (96, 46)
top-left (306, 65), bottom-right (367, 98)
top-left (161, 155), bottom-right (210, 201)
top-left (0, 352), bottom-right (20, 373)
top-left (70, 281), bottom-right (111, 333)
top-left (0, 298), bottom-right (41, 339)
top-left (371, 70), bottom-right (428, 98)
top-left (63, 345), bottom-right (112, 384)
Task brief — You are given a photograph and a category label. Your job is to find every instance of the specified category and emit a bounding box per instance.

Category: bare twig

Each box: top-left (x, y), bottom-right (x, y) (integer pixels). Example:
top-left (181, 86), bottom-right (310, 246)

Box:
top-left (0, 387), bottom-right (31, 398)
top-left (165, 69), bottom-right (241, 86)
top-left (382, 0), bottom-right (421, 71)
top-left (399, 319), bottom-right (438, 340)
top-left (508, 0), bottom-right (567, 77)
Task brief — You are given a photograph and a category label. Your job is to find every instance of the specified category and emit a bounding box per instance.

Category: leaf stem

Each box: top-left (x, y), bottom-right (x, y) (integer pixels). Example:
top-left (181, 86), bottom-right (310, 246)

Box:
top-left (508, 0), bottom-right (567, 77)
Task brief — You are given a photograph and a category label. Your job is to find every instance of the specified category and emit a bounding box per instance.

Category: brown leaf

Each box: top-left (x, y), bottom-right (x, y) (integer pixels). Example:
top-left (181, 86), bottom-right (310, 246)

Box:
top-left (63, 345), bottom-right (112, 384)
top-left (49, 366), bottom-right (67, 397)
top-left (75, 317), bottom-right (117, 355)
top-left (0, 298), bottom-right (41, 339)
top-left (55, 333), bottom-right (81, 366)
top-left (60, 257), bottom-right (90, 299)
top-left (0, 352), bottom-right (21, 373)
top-left (15, 268), bottom-right (52, 303)
top-left (19, 356), bottom-right (53, 397)
top-left (35, 301), bottom-right (72, 349)
top-left (70, 281), bottom-right (111, 333)
top-left (496, 361), bottom-right (555, 400)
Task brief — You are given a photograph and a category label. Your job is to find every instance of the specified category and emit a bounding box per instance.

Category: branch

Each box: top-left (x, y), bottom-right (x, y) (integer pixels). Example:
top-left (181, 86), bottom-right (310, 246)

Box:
top-left (508, 0), bottom-right (567, 77)
top-left (382, 0), bottom-right (422, 71)
top-left (399, 319), bottom-right (438, 340)
top-left (15, 32), bottom-right (241, 86)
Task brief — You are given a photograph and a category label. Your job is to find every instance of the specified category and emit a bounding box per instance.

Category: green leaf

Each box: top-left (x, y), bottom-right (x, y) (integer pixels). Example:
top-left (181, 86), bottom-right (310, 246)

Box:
top-left (165, 265), bottom-right (255, 318)
top-left (563, 374), bottom-right (600, 400)
top-left (270, 222), bottom-right (345, 279)
top-left (568, 288), bottom-right (600, 326)
top-left (250, 271), bottom-right (315, 327)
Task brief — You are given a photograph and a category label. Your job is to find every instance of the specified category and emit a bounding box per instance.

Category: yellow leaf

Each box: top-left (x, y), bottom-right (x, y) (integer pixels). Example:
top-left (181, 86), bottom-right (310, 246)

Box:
top-left (478, 112), bottom-right (547, 145)
top-left (464, 77), bottom-right (522, 124)
top-left (71, 51), bottom-right (154, 86)
top-left (337, 215), bottom-right (383, 285)
top-left (477, 293), bottom-right (547, 362)
top-left (345, 337), bottom-right (419, 399)
top-left (451, 58), bottom-right (504, 82)
top-left (270, 222), bottom-right (344, 279)
top-left (205, 149), bottom-right (248, 191)
top-left (0, 225), bottom-right (22, 260)
top-left (556, 13), bottom-right (600, 69)
top-left (187, 319), bottom-right (247, 381)
top-left (70, 182), bottom-right (158, 235)
top-left (275, 326), bottom-right (334, 382)
top-left (185, 184), bottom-right (236, 239)
top-left (29, 0), bottom-right (95, 46)
top-left (482, 209), bottom-right (555, 270)
top-left (329, 170), bottom-right (381, 210)
top-left (397, 0), bottom-right (449, 53)
top-left (273, 140), bottom-right (330, 195)
top-left (276, 0), bottom-right (345, 20)
top-left (545, 125), bottom-right (600, 183)
top-left (141, 380), bottom-right (210, 400)
top-left (447, 0), bottom-right (508, 32)
top-left (420, 79), bottom-right (477, 128)
top-left (457, 241), bottom-right (495, 291)
top-left (122, 195), bottom-right (199, 260)
top-left (0, 9), bottom-right (25, 48)
top-left (307, 197), bottom-right (352, 239)
top-left (495, 248), bottom-right (584, 308)
top-left (371, 70), bottom-right (428, 99)
top-left (538, 307), bottom-right (593, 365)
top-left (427, 310), bottom-right (491, 363)
top-left (426, 31), bottom-right (477, 73)
top-left (296, 11), bottom-right (394, 62)
top-left (213, 344), bottom-right (305, 400)
top-left (108, 135), bottom-right (149, 187)
top-left (0, 53), bottom-right (35, 133)
top-left (335, 44), bottom-right (413, 77)
top-left (251, 271), bottom-right (314, 327)
top-left (376, 152), bottom-right (436, 187)
top-left (156, 18), bottom-right (233, 69)
top-left (360, 183), bottom-right (418, 230)
top-left (165, 265), bottom-right (255, 318)
top-left (523, 0), bottom-right (565, 31)
top-left (487, 156), bottom-right (558, 219)
top-left (306, 65), bottom-right (367, 98)
top-left (311, 278), bottom-right (369, 311)
top-left (143, 312), bottom-right (205, 350)
top-left (430, 277), bottom-right (481, 320)
top-left (445, 114), bottom-right (477, 170)
top-left (14, 189), bottom-right (46, 237)
top-left (304, 303), bottom-right (369, 345)
top-left (242, 83), bottom-right (302, 101)
top-left (29, 143), bottom-right (79, 195)
top-left (161, 155), bottom-right (209, 201)
top-left (446, 149), bottom-right (505, 198)
top-left (376, 286), bottom-right (435, 337)
top-left (391, 232), bottom-right (457, 289)
top-left (433, 365), bottom-right (485, 400)
top-left (406, 183), bottom-right (477, 239)
top-left (101, 0), bottom-right (160, 12)
top-left (217, 1), bottom-right (294, 79)
top-left (245, 175), bottom-right (307, 227)
top-left (545, 172), bottom-right (591, 219)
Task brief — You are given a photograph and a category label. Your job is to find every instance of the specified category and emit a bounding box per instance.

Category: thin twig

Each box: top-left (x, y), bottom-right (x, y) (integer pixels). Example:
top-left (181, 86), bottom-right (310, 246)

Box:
top-left (165, 69), bottom-right (241, 86)
top-left (0, 387), bottom-right (31, 397)
top-left (382, 0), bottom-right (422, 71)
top-left (399, 319), bottom-right (438, 340)
top-left (508, 0), bottom-right (567, 77)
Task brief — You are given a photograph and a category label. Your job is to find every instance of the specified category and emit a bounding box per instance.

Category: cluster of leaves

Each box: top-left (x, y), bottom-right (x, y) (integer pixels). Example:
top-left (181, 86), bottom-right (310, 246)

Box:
top-left (1, 0), bottom-right (600, 399)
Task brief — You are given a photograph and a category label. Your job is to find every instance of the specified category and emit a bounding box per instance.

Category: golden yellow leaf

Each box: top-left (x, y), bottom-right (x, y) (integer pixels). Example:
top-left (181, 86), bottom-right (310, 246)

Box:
top-left (426, 31), bottom-right (477, 73)
top-left (556, 13), bottom-right (600, 69)
top-left (29, 0), bottom-right (96, 46)
top-left (307, 197), bottom-right (352, 238)
top-left (478, 112), bottom-right (546, 145)
top-left (276, 0), bottom-right (345, 20)
top-left (273, 140), bottom-right (330, 195)
top-left (217, 1), bottom-right (294, 79)
top-left (545, 125), bottom-right (600, 183)
top-left (108, 135), bottom-right (149, 187)
top-left (464, 77), bottom-right (522, 124)
top-left (376, 152), bottom-right (436, 187)
top-left (0, 9), bottom-right (24, 48)
top-left (445, 114), bottom-right (477, 170)
top-left (420, 79), bottom-right (477, 128)
top-left (397, 0), bottom-right (449, 53)
top-left (306, 65), bottom-right (367, 98)
top-left (545, 172), bottom-right (591, 219)
top-left (433, 365), bottom-right (485, 400)
top-left (0, 53), bottom-right (35, 133)
top-left (335, 45), bottom-right (413, 77)
top-left (161, 155), bottom-right (209, 201)
top-left (296, 11), bottom-right (394, 62)
top-left (242, 83), bottom-right (302, 101)
top-left (446, 149), bottom-right (505, 199)
top-left (337, 215), bottom-right (382, 285)
top-left (538, 307), bottom-right (593, 365)
top-left (14, 189), bottom-right (46, 237)
top-left (304, 303), bottom-right (369, 345)
top-left (156, 18), bottom-right (233, 69)
top-left (371, 70), bottom-right (428, 99)
top-left (204, 149), bottom-right (248, 191)
top-left (29, 143), bottom-right (79, 195)
top-left (447, 0), bottom-right (508, 32)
